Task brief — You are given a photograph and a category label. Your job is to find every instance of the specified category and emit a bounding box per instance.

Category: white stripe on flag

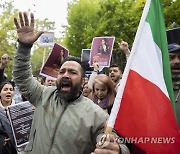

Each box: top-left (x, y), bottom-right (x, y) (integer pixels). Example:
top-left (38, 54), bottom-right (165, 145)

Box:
top-left (107, 0), bottom-right (151, 128)
top-left (131, 22), bottom-right (169, 98)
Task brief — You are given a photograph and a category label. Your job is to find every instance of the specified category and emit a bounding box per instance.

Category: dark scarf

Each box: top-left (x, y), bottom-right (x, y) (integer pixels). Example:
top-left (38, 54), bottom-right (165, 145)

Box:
top-left (93, 95), bottom-right (109, 109)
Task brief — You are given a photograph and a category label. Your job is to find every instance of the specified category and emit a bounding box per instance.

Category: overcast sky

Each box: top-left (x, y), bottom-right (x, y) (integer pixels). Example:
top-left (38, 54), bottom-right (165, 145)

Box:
top-left (12, 0), bottom-right (72, 37)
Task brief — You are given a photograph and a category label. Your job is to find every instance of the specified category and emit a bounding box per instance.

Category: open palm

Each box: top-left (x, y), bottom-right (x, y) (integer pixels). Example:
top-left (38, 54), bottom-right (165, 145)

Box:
top-left (14, 12), bottom-right (43, 44)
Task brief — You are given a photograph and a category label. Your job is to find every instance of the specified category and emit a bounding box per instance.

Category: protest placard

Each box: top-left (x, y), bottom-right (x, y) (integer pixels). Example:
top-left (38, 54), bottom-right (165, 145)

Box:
top-left (40, 43), bottom-right (69, 79)
top-left (81, 49), bottom-right (93, 76)
top-left (38, 32), bottom-right (55, 47)
top-left (7, 101), bottom-right (34, 148)
top-left (89, 36), bottom-right (115, 67)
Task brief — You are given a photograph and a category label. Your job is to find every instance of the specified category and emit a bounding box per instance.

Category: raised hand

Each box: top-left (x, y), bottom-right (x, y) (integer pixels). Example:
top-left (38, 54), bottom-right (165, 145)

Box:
top-left (93, 61), bottom-right (99, 72)
top-left (0, 54), bottom-right (10, 69)
top-left (118, 39), bottom-right (130, 55)
top-left (14, 12), bottom-right (43, 44)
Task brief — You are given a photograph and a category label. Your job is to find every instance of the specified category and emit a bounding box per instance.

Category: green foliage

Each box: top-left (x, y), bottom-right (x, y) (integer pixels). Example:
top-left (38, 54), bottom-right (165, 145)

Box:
top-left (0, 2), bottom-right (18, 80)
top-left (0, 1), bottom-right (56, 79)
top-left (163, 0), bottom-right (180, 29)
top-left (64, 0), bottom-right (179, 62)
top-left (0, 0), bottom-right (179, 78)
top-left (36, 19), bottom-right (55, 32)
top-left (64, 0), bottom-right (144, 57)
top-left (64, 0), bottom-right (101, 56)
top-left (94, 0), bottom-right (142, 46)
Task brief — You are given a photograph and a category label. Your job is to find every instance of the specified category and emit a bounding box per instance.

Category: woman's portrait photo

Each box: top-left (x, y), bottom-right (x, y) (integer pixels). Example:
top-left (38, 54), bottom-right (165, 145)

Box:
top-left (90, 36), bottom-right (115, 67)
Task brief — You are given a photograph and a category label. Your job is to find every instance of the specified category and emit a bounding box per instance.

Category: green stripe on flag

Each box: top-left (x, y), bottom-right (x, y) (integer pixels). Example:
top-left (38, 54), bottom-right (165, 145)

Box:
top-left (146, 0), bottom-right (175, 111)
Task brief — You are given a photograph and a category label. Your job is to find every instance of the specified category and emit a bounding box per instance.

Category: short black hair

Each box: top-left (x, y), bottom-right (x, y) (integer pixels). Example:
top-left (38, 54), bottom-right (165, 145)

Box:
top-left (109, 64), bottom-right (123, 72)
top-left (62, 56), bottom-right (85, 77)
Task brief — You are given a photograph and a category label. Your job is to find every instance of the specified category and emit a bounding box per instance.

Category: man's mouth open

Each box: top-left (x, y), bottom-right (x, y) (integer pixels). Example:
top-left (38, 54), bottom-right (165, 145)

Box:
top-left (61, 83), bottom-right (72, 92)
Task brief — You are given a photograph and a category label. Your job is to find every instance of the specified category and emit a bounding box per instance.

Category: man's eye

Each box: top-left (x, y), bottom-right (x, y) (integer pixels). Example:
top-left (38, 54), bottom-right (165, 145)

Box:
top-left (59, 71), bottom-right (64, 74)
top-left (169, 55), bottom-right (175, 60)
top-left (71, 72), bottom-right (77, 74)
top-left (69, 70), bottom-right (77, 75)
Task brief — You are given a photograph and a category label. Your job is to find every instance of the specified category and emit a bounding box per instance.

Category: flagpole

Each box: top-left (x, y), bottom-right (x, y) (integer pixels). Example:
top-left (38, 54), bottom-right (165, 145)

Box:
top-left (106, 0), bottom-right (152, 132)
top-left (42, 47), bottom-right (47, 67)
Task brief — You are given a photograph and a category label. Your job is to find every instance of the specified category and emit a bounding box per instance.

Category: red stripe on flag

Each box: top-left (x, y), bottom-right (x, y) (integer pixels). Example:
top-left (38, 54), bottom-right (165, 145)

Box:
top-left (114, 70), bottom-right (180, 153)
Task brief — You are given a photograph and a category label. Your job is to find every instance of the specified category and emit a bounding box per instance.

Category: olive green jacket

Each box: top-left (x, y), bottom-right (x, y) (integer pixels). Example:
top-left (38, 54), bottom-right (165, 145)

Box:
top-left (13, 44), bottom-right (109, 154)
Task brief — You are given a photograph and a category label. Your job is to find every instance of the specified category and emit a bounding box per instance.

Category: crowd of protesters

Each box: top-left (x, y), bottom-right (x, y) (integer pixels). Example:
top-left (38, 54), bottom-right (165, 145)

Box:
top-left (12, 11), bottom-right (130, 154)
top-left (0, 10), bottom-right (179, 154)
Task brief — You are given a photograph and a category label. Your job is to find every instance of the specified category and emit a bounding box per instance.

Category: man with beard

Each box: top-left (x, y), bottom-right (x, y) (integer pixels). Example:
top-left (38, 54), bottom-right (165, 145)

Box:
top-left (109, 40), bottom-right (129, 92)
top-left (109, 64), bottom-right (123, 92)
top-left (13, 12), bottom-right (130, 154)
top-left (88, 62), bottom-right (122, 93)
top-left (168, 43), bottom-right (180, 128)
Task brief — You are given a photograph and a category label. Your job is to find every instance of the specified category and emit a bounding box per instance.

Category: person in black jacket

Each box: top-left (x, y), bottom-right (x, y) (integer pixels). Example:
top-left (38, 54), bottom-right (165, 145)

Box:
top-left (0, 106), bottom-right (17, 154)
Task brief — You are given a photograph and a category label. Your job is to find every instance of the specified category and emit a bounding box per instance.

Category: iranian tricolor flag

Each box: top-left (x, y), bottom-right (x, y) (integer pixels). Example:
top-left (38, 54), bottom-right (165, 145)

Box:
top-left (107, 0), bottom-right (180, 153)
